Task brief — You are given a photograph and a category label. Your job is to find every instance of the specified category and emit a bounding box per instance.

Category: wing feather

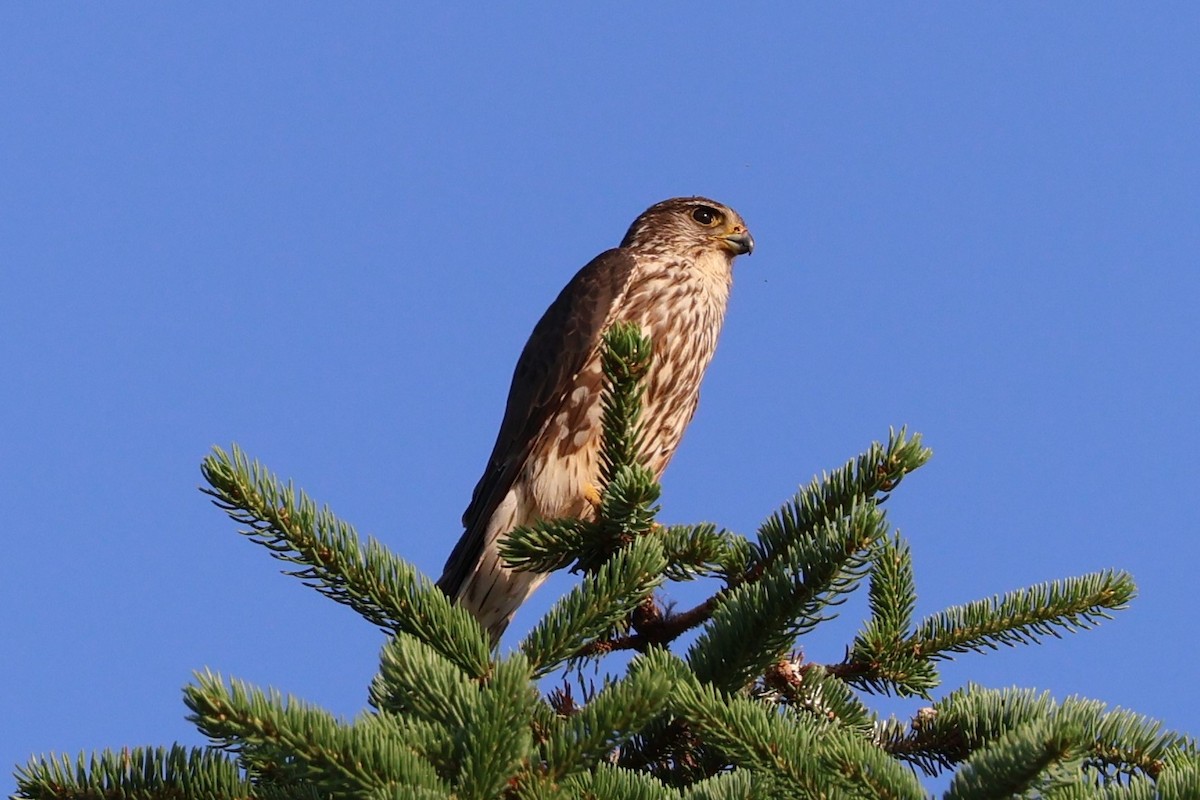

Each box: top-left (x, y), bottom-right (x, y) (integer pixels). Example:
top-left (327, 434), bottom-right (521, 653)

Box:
top-left (437, 248), bottom-right (637, 595)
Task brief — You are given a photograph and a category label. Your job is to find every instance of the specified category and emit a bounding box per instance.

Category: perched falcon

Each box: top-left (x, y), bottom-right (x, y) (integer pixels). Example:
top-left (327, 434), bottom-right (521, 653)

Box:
top-left (438, 196), bottom-right (753, 641)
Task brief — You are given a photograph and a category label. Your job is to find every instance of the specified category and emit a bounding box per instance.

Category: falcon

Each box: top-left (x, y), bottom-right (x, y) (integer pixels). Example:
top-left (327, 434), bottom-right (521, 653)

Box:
top-left (438, 196), bottom-right (753, 641)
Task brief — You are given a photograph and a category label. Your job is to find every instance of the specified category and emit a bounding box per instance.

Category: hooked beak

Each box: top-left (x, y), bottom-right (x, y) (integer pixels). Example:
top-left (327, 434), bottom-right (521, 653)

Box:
top-left (720, 230), bottom-right (754, 256)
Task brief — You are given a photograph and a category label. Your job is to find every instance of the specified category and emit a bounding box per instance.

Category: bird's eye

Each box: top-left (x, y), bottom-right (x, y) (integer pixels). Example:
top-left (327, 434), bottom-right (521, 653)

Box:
top-left (691, 206), bottom-right (721, 226)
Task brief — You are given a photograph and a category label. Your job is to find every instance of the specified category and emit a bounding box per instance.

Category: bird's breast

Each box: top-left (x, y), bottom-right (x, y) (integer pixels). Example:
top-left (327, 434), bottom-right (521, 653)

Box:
top-left (526, 254), bottom-right (731, 519)
top-left (619, 255), bottom-right (732, 474)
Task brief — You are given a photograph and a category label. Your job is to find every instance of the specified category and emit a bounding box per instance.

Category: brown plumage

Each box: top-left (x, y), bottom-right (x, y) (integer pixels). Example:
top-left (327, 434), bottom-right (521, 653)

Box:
top-left (438, 196), bottom-right (753, 641)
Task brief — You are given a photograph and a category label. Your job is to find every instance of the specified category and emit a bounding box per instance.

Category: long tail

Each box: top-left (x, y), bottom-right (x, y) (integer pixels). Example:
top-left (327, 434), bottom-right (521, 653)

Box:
top-left (437, 491), bottom-right (546, 643)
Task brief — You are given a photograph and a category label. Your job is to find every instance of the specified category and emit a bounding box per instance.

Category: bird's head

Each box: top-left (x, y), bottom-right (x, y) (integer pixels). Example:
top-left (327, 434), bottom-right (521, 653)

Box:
top-left (620, 196), bottom-right (754, 260)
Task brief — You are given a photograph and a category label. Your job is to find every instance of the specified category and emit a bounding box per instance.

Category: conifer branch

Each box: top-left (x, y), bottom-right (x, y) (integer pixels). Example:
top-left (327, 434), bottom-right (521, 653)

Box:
top-left (565, 323), bottom-right (664, 576)
top-left (184, 670), bottom-right (449, 796)
top-left (22, 315), bottom-right (1182, 797)
top-left (579, 501), bottom-right (892, 665)
top-left (562, 763), bottom-right (678, 800)
top-left (593, 464), bottom-right (661, 553)
top-left (14, 746), bottom-right (249, 800)
top-left (1069, 700), bottom-right (1191, 780)
top-left (368, 631), bottom-right (479, 725)
top-left (761, 660), bottom-right (876, 737)
top-left (910, 569), bottom-right (1135, 658)
top-left (597, 322), bottom-right (653, 491)
top-left (943, 718), bottom-right (1087, 799)
top-left (454, 655), bottom-right (539, 800)
top-left (751, 428), bottom-right (930, 576)
top-left (1153, 754), bottom-right (1200, 799)
top-left (506, 771), bottom-right (570, 800)
top-left (879, 684), bottom-right (1193, 783)
top-left (612, 651), bottom-right (711, 781)
top-left (873, 708), bottom-right (961, 777)
top-left (761, 661), bottom-right (927, 799)
top-left (679, 770), bottom-right (758, 800)
top-left (499, 517), bottom-right (591, 575)
top-left (834, 570), bottom-right (1135, 696)
top-left (521, 536), bottom-right (667, 677)
top-left (660, 523), bottom-right (752, 582)
top-left (503, 324), bottom-right (662, 578)
top-left (670, 678), bottom-right (926, 798)
top-left (583, 432), bottom-right (930, 659)
top-left (499, 470), bottom-right (663, 579)
top-left (861, 533), bottom-right (918, 644)
top-left (841, 533), bottom-right (939, 697)
top-left (671, 678), bottom-right (823, 792)
top-left (543, 660), bottom-right (675, 780)
top-left (817, 733), bottom-right (929, 800)
top-left (688, 500), bottom-right (888, 691)
top-left (200, 445), bottom-right (492, 677)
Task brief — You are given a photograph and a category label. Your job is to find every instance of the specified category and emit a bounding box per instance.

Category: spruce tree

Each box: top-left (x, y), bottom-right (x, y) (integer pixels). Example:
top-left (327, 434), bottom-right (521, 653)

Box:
top-left (14, 324), bottom-right (1197, 799)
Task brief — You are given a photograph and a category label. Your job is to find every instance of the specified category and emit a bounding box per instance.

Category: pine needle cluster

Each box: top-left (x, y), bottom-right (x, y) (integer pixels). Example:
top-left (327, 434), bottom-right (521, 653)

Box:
top-left (13, 323), bottom-right (1197, 799)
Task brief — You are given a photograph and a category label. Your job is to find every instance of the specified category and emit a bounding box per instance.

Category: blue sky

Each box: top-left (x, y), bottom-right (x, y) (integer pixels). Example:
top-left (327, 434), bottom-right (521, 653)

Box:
top-left (3, 4), bottom-right (1197, 790)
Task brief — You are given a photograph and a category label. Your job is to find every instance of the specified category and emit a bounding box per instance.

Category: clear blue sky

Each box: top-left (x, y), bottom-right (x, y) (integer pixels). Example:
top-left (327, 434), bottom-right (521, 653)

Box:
top-left (3, 4), bottom-right (1197, 790)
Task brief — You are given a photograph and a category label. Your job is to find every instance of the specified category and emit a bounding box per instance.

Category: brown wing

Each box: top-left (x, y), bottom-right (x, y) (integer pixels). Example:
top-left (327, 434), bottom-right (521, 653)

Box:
top-left (437, 248), bottom-right (638, 596)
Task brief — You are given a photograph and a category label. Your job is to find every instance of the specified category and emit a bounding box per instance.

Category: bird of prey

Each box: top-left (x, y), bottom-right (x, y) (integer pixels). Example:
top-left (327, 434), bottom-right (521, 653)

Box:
top-left (438, 196), bottom-right (753, 641)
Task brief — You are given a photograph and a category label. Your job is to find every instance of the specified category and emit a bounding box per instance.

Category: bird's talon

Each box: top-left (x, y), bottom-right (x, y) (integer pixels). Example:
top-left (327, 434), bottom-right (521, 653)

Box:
top-left (583, 482), bottom-right (603, 510)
